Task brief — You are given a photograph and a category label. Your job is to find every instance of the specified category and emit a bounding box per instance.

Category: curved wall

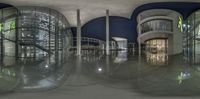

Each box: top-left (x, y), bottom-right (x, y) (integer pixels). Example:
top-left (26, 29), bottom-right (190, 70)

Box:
top-left (184, 10), bottom-right (200, 64)
top-left (137, 9), bottom-right (182, 55)
top-left (130, 2), bottom-right (200, 46)
top-left (75, 2), bottom-right (200, 45)
top-left (15, 6), bottom-right (72, 91)
top-left (0, 6), bottom-right (73, 92)
top-left (0, 5), bottom-right (18, 67)
top-left (0, 3), bottom-right (19, 93)
top-left (81, 16), bottom-right (137, 43)
top-left (0, 3), bottom-right (12, 9)
top-left (131, 2), bottom-right (200, 20)
top-left (16, 6), bottom-right (72, 60)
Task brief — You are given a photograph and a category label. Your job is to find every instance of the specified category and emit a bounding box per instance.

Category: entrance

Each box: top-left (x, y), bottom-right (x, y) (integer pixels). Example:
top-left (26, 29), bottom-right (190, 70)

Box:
top-left (145, 39), bottom-right (168, 65)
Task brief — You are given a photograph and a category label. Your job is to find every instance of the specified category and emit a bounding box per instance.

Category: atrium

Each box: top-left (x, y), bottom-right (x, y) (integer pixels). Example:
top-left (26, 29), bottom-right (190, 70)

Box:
top-left (1, 1), bottom-right (200, 99)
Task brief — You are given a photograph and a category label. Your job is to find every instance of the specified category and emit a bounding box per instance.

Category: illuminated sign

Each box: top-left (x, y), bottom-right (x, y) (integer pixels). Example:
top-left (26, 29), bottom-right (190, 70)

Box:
top-left (0, 20), bottom-right (16, 32)
top-left (178, 17), bottom-right (183, 32)
top-left (10, 21), bottom-right (16, 29)
top-left (0, 23), bottom-right (2, 32)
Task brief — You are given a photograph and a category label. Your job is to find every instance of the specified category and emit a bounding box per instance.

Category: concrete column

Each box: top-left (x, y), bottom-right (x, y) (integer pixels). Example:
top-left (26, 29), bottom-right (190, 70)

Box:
top-left (77, 9), bottom-right (81, 55)
top-left (106, 9), bottom-right (110, 55)
top-left (138, 14), bottom-right (141, 57)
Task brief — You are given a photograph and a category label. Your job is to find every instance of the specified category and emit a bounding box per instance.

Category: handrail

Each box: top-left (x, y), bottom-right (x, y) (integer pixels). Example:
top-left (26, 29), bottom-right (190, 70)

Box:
top-left (72, 37), bottom-right (106, 44)
top-left (140, 19), bottom-right (173, 34)
top-left (19, 42), bottom-right (52, 54)
top-left (71, 37), bottom-right (119, 51)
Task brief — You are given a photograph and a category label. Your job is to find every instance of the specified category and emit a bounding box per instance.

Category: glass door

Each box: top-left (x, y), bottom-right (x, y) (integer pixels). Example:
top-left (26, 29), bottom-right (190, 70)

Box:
top-left (145, 39), bottom-right (168, 65)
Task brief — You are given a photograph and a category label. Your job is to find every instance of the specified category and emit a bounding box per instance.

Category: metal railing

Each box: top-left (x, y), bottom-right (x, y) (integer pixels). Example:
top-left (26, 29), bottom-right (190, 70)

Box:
top-left (71, 37), bottom-right (106, 50)
top-left (71, 37), bottom-right (136, 52)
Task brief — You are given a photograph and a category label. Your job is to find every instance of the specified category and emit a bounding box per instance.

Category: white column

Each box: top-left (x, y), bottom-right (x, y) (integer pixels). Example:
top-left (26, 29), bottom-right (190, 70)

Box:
top-left (77, 9), bottom-right (81, 55)
top-left (106, 9), bottom-right (110, 55)
top-left (138, 14), bottom-right (141, 57)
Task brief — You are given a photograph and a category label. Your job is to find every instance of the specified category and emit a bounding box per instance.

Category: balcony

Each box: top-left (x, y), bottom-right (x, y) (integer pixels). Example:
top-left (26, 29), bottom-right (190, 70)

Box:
top-left (138, 17), bottom-right (174, 43)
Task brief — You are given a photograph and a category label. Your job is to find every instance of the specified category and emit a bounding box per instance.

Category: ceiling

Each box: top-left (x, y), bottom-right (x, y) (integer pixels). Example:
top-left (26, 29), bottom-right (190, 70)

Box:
top-left (1, 0), bottom-right (199, 26)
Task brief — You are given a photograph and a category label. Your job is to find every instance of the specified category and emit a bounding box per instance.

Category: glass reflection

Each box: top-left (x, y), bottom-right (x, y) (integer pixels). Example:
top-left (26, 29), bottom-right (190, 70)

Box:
top-left (0, 7), bottom-right (17, 67)
top-left (183, 11), bottom-right (200, 64)
top-left (0, 7), bottom-right (19, 92)
top-left (141, 19), bottom-right (173, 34)
top-left (177, 71), bottom-right (191, 84)
top-left (145, 39), bottom-right (168, 65)
top-left (18, 56), bottom-right (68, 90)
top-left (0, 6), bottom-right (72, 92)
top-left (0, 66), bottom-right (20, 92)
top-left (15, 6), bottom-right (72, 91)
top-left (113, 51), bottom-right (127, 63)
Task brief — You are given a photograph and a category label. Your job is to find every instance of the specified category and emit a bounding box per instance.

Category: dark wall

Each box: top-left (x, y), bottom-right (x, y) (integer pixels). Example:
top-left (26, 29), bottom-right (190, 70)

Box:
top-left (81, 16), bottom-right (137, 43)
top-left (0, 3), bottom-right (13, 9)
top-left (71, 27), bottom-right (77, 37)
top-left (82, 17), bottom-right (106, 41)
top-left (110, 16), bottom-right (137, 43)
top-left (131, 2), bottom-right (200, 20)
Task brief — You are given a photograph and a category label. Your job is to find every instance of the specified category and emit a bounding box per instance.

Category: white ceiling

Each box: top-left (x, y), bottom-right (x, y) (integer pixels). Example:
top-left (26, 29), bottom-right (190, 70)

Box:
top-left (1, 0), bottom-right (198, 26)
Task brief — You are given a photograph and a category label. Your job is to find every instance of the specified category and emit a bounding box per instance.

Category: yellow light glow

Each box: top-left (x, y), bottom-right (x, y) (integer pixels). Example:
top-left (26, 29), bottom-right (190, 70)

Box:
top-left (178, 17), bottom-right (183, 32)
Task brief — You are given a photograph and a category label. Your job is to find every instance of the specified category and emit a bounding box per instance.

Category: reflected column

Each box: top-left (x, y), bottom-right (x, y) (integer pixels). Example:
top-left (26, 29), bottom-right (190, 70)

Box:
top-left (0, 11), bottom-right (3, 63)
top-left (106, 55), bottom-right (110, 76)
top-left (76, 55), bottom-right (82, 76)
top-left (138, 14), bottom-right (141, 57)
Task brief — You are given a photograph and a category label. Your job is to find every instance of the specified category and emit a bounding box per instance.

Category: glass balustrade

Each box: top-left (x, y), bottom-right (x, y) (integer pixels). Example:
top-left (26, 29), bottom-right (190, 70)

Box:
top-left (141, 19), bottom-right (173, 34)
top-left (183, 11), bottom-right (200, 64)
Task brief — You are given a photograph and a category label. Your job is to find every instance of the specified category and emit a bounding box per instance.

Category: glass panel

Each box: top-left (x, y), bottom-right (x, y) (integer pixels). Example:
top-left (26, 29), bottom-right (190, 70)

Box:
top-left (0, 7), bottom-right (17, 67)
top-left (184, 12), bottom-right (196, 64)
top-left (0, 6), bottom-right (73, 92)
top-left (2, 7), bottom-right (16, 18)
top-left (141, 19), bottom-right (173, 34)
top-left (145, 39), bottom-right (168, 65)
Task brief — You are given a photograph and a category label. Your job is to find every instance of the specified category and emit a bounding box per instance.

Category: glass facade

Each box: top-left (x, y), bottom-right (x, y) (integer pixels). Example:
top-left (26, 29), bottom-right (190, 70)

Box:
top-left (0, 7), bottom-right (18, 66)
top-left (17, 6), bottom-right (72, 63)
top-left (141, 19), bottom-right (173, 34)
top-left (0, 6), bottom-right (73, 91)
top-left (0, 6), bottom-right (72, 66)
top-left (145, 39), bottom-right (168, 65)
top-left (16, 7), bottom-right (73, 90)
top-left (183, 11), bottom-right (200, 64)
top-left (0, 7), bottom-right (19, 92)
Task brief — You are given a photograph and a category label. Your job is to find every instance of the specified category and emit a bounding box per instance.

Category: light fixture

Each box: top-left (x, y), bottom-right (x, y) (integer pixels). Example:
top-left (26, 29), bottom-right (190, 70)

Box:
top-left (98, 67), bottom-right (102, 72)
top-left (45, 65), bottom-right (48, 68)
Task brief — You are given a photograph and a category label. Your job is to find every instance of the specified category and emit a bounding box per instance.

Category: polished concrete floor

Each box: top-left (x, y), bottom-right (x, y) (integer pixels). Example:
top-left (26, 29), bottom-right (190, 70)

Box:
top-left (1, 51), bottom-right (200, 99)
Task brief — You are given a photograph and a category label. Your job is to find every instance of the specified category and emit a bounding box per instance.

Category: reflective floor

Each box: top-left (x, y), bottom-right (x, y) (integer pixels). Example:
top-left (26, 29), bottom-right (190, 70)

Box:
top-left (1, 51), bottom-right (200, 98)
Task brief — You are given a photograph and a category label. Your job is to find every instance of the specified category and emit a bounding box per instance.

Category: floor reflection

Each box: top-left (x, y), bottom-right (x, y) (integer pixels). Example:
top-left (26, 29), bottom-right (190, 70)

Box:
top-left (70, 51), bottom-right (200, 96)
top-left (0, 66), bottom-right (20, 93)
top-left (146, 52), bottom-right (168, 65)
top-left (136, 55), bottom-right (200, 96)
top-left (113, 50), bottom-right (128, 63)
top-left (0, 55), bottom-right (72, 92)
top-left (75, 51), bottom-right (138, 89)
top-left (1, 50), bottom-right (200, 96)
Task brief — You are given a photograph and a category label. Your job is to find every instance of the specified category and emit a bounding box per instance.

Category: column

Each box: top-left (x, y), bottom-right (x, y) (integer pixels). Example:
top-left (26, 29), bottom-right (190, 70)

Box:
top-left (77, 9), bottom-right (81, 55)
top-left (138, 14), bottom-right (141, 57)
top-left (106, 9), bottom-right (110, 55)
